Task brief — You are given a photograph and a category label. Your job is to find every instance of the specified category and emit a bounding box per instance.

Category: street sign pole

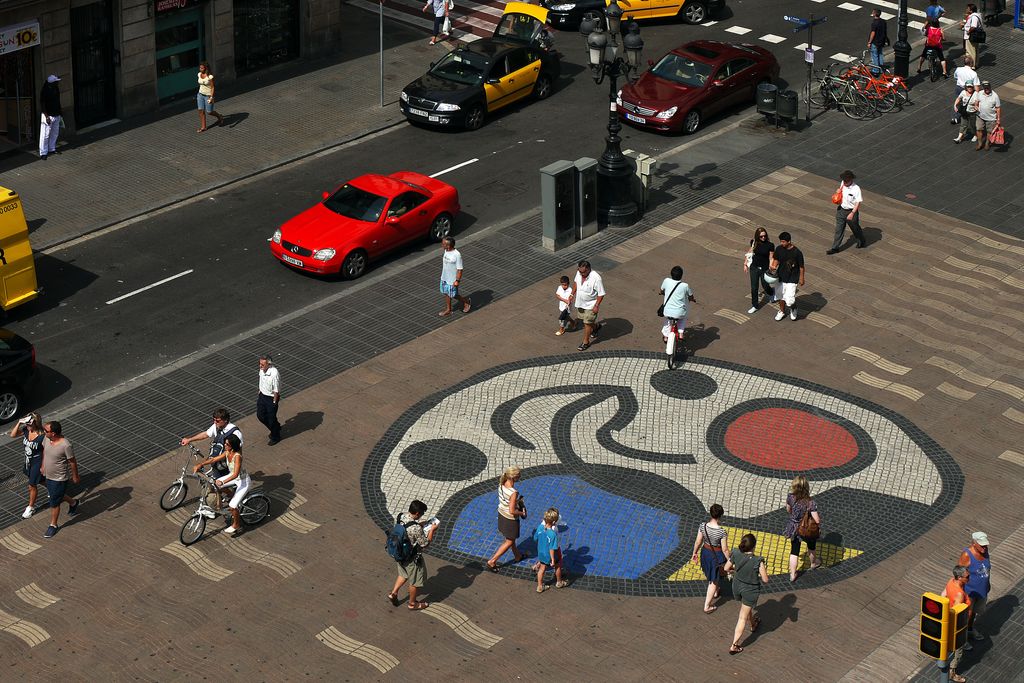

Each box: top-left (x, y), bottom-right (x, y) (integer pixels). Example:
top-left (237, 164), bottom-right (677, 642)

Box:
top-left (379, 0), bottom-right (385, 108)
top-left (806, 13), bottom-right (813, 121)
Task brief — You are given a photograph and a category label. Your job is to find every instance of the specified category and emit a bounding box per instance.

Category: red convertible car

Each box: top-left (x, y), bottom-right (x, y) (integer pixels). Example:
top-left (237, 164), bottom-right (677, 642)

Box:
top-left (270, 172), bottom-right (460, 279)
top-left (617, 40), bottom-right (780, 134)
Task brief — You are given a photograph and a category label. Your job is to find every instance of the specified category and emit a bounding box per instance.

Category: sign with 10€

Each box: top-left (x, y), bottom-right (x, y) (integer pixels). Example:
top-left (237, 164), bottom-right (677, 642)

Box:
top-left (0, 20), bottom-right (40, 56)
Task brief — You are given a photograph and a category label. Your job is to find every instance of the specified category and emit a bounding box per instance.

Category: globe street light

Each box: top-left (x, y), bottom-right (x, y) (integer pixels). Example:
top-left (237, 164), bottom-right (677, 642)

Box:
top-left (579, 2), bottom-right (644, 228)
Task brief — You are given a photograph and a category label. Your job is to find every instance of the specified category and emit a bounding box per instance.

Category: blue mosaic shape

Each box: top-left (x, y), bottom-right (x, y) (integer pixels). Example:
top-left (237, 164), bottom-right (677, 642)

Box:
top-left (447, 474), bottom-right (680, 579)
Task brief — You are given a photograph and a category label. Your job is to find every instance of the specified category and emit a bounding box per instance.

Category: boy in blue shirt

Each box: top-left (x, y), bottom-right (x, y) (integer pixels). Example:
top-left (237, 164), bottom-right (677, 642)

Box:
top-left (533, 508), bottom-right (568, 592)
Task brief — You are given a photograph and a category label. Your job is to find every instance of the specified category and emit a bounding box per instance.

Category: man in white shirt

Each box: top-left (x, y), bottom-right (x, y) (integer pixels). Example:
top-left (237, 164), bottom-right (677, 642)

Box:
top-left (951, 56), bottom-right (978, 124)
top-left (439, 237), bottom-right (471, 316)
top-left (974, 80), bottom-right (1001, 151)
top-left (827, 170), bottom-right (866, 255)
top-left (961, 4), bottom-right (982, 65)
top-left (571, 259), bottom-right (605, 351)
top-left (181, 408), bottom-right (244, 475)
top-left (257, 354), bottom-right (282, 445)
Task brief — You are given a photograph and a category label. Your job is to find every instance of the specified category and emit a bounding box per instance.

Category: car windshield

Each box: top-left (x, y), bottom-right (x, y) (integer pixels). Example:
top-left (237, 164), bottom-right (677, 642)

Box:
top-left (323, 184), bottom-right (388, 222)
top-left (651, 53), bottom-right (714, 87)
top-left (429, 50), bottom-right (490, 86)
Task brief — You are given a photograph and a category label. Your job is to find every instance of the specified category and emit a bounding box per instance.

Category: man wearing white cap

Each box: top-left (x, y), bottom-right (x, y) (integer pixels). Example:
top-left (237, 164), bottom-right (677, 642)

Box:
top-left (38, 75), bottom-right (62, 160)
top-left (959, 531), bottom-right (991, 643)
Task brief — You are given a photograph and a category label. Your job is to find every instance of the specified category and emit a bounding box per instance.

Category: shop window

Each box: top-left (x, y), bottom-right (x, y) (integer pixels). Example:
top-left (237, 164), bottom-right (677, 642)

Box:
top-left (234, 0), bottom-right (299, 75)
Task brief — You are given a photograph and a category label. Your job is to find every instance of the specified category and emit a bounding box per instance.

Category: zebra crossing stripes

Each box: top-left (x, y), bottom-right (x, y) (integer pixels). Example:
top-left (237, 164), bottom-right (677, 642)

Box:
top-left (837, 3), bottom-right (863, 10)
top-left (725, 25), bottom-right (751, 34)
top-left (760, 34), bottom-right (786, 43)
top-left (831, 53), bottom-right (858, 62)
top-left (794, 42), bottom-right (823, 51)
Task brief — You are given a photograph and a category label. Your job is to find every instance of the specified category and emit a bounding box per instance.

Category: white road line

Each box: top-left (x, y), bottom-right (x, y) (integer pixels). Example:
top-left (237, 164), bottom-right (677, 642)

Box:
top-left (760, 34), bottom-right (786, 43)
top-left (700, 20), bottom-right (718, 26)
top-left (860, 0), bottom-right (955, 22)
top-left (831, 52), bottom-right (858, 62)
top-left (794, 42), bottom-right (822, 51)
top-left (725, 25), bottom-right (751, 34)
top-left (880, 11), bottom-right (895, 19)
top-left (837, 2), bottom-right (862, 9)
top-left (430, 158), bottom-right (480, 178)
top-left (106, 270), bottom-right (194, 305)
top-left (909, 19), bottom-right (925, 29)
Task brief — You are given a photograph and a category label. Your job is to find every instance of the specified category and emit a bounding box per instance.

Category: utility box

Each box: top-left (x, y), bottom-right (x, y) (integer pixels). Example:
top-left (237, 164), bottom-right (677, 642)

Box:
top-left (574, 157), bottom-right (598, 240)
top-left (541, 160), bottom-right (576, 251)
top-left (623, 150), bottom-right (657, 217)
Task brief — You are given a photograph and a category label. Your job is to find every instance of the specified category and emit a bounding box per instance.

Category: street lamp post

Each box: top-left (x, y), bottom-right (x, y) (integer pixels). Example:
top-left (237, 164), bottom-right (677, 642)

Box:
top-left (579, 2), bottom-right (644, 228)
top-left (892, 0), bottom-right (911, 77)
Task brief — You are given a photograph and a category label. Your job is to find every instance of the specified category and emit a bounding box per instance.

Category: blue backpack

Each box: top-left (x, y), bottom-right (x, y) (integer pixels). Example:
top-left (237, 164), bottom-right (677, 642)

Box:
top-left (386, 517), bottom-right (418, 563)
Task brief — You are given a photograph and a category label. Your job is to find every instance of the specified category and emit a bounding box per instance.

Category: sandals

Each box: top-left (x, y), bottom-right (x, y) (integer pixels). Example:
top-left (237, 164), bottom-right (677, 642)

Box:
top-left (703, 606), bottom-right (717, 614)
top-left (577, 342), bottom-right (591, 352)
top-left (438, 310), bottom-right (452, 317)
top-left (196, 127), bottom-right (207, 133)
top-left (408, 601), bottom-right (429, 610)
top-left (949, 673), bottom-right (966, 683)
top-left (462, 298), bottom-right (472, 313)
top-left (809, 562), bottom-right (822, 570)
top-left (555, 581), bottom-right (569, 589)
top-left (729, 644), bottom-right (744, 655)
top-left (536, 585), bottom-right (550, 593)
top-left (485, 562), bottom-right (499, 573)
top-left (387, 593), bottom-right (399, 606)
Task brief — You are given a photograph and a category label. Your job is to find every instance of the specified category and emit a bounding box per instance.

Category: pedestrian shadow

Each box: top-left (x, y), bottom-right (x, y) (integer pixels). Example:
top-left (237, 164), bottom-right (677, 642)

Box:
top-left (464, 288), bottom-right (493, 311)
top-left (961, 593), bottom-right (1019, 671)
top-left (745, 593), bottom-right (800, 645)
top-left (249, 469), bottom-right (295, 514)
top-left (861, 227), bottom-right (883, 247)
top-left (562, 544), bottom-right (594, 576)
top-left (646, 162), bottom-right (722, 209)
top-left (796, 292), bottom-right (828, 314)
top-left (220, 112), bottom-right (249, 129)
top-left (61, 482), bottom-right (133, 528)
top-left (591, 317), bottom-right (632, 344)
top-left (423, 563), bottom-right (482, 603)
top-left (684, 323), bottom-right (719, 354)
top-left (282, 410), bottom-right (324, 439)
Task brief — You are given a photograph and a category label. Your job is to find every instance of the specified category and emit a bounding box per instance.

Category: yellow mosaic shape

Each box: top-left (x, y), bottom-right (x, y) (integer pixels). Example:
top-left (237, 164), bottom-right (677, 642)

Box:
top-left (667, 526), bottom-right (863, 581)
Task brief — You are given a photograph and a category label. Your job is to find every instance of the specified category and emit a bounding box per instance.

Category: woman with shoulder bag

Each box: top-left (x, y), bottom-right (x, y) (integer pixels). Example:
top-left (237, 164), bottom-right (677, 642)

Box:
top-left (722, 533), bottom-right (769, 655)
top-left (743, 228), bottom-right (775, 314)
top-left (486, 467), bottom-right (527, 571)
top-left (785, 475), bottom-right (822, 582)
top-left (690, 503), bottom-right (730, 614)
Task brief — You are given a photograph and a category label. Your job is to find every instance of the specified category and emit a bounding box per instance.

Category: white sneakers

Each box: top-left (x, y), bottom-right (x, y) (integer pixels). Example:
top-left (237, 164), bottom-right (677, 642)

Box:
top-left (22, 506), bottom-right (33, 519)
top-left (223, 525), bottom-right (239, 535)
top-left (790, 309), bottom-right (798, 321)
top-left (198, 507), bottom-right (217, 519)
top-left (747, 307), bottom-right (758, 314)
top-left (775, 311), bottom-right (786, 321)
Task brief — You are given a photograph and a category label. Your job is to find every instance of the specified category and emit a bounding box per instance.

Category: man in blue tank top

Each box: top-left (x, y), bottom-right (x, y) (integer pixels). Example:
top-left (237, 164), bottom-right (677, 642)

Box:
top-left (958, 531), bottom-right (991, 643)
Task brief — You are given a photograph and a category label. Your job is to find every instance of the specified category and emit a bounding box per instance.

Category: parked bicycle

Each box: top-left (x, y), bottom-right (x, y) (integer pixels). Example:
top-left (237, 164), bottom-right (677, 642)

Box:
top-left (808, 69), bottom-right (875, 120)
top-left (178, 470), bottom-right (270, 546)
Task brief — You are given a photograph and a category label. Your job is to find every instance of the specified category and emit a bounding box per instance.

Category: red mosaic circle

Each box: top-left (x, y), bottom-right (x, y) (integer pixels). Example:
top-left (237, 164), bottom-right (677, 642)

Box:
top-left (723, 407), bottom-right (858, 470)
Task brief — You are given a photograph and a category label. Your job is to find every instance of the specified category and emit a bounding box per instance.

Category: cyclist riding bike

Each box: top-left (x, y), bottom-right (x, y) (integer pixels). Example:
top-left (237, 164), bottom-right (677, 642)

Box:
top-left (192, 433), bottom-right (250, 535)
top-left (917, 20), bottom-right (948, 78)
top-left (180, 407), bottom-right (244, 478)
top-left (659, 265), bottom-right (697, 342)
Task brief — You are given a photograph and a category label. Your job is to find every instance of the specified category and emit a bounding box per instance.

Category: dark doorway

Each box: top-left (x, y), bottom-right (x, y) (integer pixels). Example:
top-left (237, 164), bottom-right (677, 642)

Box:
top-left (233, 0), bottom-right (300, 75)
top-left (71, 0), bottom-right (117, 128)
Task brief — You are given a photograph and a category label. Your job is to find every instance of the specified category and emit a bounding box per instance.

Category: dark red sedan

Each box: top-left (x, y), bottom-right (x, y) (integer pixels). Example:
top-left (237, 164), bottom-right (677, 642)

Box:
top-left (270, 172), bottom-right (459, 279)
top-left (617, 40), bottom-right (780, 134)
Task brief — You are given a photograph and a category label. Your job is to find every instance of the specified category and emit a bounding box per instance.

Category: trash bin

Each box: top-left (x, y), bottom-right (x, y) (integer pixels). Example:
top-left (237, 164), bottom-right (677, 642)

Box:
top-left (776, 89), bottom-right (798, 121)
top-left (756, 82), bottom-right (778, 115)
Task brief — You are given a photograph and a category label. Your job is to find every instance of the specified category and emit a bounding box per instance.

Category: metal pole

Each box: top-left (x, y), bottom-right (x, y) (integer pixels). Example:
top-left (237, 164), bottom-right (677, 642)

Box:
top-left (379, 0), bottom-right (385, 108)
top-left (806, 15), bottom-right (813, 121)
top-left (893, 0), bottom-right (911, 77)
top-left (936, 654), bottom-right (951, 683)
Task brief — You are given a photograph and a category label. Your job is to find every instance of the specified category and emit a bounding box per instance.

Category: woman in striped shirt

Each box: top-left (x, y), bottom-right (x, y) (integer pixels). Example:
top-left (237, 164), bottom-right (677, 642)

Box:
top-left (691, 504), bottom-right (730, 613)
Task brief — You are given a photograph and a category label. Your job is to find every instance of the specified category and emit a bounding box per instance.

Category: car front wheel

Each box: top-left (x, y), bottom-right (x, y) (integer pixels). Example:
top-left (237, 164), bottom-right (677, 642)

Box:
top-left (534, 74), bottom-right (553, 100)
top-left (429, 213), bottom-right (453, 242)
top-left (0, 389), bottom-right (22, 423)
top-left (340, 249), bottom-right (368, 280)
top-left (464, 104), bottom-right (485, 131)
top-left (681, 0), bottom-right (708, 24)
top-left (682, 110), bottom-right (701, 134)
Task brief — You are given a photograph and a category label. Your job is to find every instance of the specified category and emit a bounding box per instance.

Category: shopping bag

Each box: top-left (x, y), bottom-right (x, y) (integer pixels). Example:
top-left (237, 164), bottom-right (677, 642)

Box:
top-left (988, 124), bottom-right (1005, 145)
top-left (442, 15), bottom-right (452, 34)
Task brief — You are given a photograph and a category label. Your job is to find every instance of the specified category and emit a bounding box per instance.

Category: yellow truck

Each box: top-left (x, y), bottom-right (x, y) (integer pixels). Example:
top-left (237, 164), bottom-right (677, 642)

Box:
top-left (0, 187), bottom-right (40, 312)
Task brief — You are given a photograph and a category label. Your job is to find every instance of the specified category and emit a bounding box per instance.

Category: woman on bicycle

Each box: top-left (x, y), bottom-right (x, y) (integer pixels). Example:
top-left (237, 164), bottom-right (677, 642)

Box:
top-left (659, 265), bottom-right (696, 342)
top-left (917, 20), bottom-right (948, 78)
top-left (194, 433), bottom-right (250, 535)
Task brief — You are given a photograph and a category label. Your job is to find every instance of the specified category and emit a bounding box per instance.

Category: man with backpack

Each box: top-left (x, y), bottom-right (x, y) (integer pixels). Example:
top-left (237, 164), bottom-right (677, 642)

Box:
top-left (387, 500), bottom-right (437, 611)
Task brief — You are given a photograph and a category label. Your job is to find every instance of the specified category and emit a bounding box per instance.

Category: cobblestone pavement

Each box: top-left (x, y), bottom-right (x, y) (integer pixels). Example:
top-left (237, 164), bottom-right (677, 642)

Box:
top-left (1, 164), bottom-right (1022, 680)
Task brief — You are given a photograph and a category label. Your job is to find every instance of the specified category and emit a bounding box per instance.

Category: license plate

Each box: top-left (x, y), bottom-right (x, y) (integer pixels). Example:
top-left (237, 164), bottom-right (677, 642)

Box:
top-left (428, 115), bottom-right (440, 122)
top-left (409, 107), bottom-right (428, 117)
top-left (282, 255), bottom-right (303, 267)
top-left (626, 113), bottom-right (646, 123)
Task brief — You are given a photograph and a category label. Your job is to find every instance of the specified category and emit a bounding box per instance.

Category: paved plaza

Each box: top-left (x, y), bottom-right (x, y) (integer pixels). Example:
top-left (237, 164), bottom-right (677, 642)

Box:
top-left (2, 164), bottom-right (1023, 680)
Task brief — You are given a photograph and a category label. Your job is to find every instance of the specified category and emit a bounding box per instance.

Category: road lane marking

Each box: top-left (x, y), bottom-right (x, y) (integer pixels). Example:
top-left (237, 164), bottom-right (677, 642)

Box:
top-left (837, 2), bottom-right (861, 9)
top-left (714, 309), bottom-right (748, 325)
top-left (760, 34), bottom-right (786, 43)
top-left (160, 542), bottom-right (234, 581)
top-left (725, 25), bottom-right (751, 34)
top-left (831, 53), bottom-right (857, 62)
top-left (16, 583), bottom-right (60, 609)
top-left (213, 536), bottom-right (301, 578)
top-left (430, 158), bottom-right (480, 178)
top-left (854, 371), bottom-right (923, 401)
top-left (106, 270), bottom-right (194, 305)
top-left (794, 42), bottom-right (822, 51)
top-left (843, 346), bottom-right (911, 375)
top-left (277, 510), bottom-right (321, 533)
top-left (316, 627), bottom-right (399, 673)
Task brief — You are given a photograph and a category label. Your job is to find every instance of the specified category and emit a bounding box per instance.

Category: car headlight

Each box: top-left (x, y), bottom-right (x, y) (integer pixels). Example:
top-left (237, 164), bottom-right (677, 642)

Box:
top-left (657, 106), bottom-right (678, 118)
top-left (272, 229), bottom-right (282, 244)
top-left (313, 248), bottom-right (336, 261)
top-left (550, 3), bottom-right (576, 10)
top-left (400, 91), bottom-right (409, 102)
top-left (436, 102), bottom-right (460, 112)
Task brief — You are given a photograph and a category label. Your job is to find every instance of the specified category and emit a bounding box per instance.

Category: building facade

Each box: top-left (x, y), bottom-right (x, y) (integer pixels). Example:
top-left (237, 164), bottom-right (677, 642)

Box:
top-left (0, 0), bottom-right (341, 149)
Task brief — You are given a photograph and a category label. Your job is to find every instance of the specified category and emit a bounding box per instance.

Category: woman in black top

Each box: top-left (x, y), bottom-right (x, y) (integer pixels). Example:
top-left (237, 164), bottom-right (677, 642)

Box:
top-left (10, 412), bottom-right (45, 519)
top-left (743, 228), bottom-right (775, 313)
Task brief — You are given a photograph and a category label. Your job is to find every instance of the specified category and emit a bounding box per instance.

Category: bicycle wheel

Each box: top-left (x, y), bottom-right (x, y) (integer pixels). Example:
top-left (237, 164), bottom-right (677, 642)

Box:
top-left (842, 89), bottom-right (875, 120)
top-left (810, 81), bottom-right (833, 108)
top-left (239, 494), bottom-right (270, 526)
top-left (930, 58), bottom-right (941, 82)
top-left (875, 84), bottom-right (899, 113)
top-left (160, 481), bottom-right (188, 511)
top-left (180, 514), bottom-right (207, 546)
top-left (666, 334), bottom-right (676, 370)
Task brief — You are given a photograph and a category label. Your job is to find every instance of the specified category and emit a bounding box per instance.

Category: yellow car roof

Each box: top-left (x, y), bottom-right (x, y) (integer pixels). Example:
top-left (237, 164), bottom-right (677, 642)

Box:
top-left (502, 2), bottom-right (549, 23)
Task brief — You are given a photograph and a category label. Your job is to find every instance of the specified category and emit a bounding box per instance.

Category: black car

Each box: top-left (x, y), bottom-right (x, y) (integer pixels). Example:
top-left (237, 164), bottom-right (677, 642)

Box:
top-left (0, 328), bottom-right (37, 422)
top-left (543, 0), bottom-right (726, 31)
top-left (400, 38), bottom-right (560, 131)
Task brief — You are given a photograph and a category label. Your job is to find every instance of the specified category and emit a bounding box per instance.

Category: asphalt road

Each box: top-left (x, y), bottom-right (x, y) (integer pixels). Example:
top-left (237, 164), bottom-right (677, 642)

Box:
top-left (4, 0), bottom-right (881, 413)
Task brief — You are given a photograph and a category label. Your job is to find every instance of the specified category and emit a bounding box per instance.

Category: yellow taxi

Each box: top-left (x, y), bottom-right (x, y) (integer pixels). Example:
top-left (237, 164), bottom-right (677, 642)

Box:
top-left (0, 187), bottom-right (40, 312)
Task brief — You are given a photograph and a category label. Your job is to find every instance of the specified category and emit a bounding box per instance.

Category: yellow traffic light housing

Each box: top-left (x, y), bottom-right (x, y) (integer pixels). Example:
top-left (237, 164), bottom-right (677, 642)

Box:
top-left (950, 602), bottom-right (969, 652)
top-left (920, 592), bottom-right (950, 660)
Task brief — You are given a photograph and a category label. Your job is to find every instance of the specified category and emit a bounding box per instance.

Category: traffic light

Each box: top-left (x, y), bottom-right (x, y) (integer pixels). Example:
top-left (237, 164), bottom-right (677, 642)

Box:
top-left (920, 592), bottom-right (950, 660)
top-left (951, 602), bottom-right (969, 651)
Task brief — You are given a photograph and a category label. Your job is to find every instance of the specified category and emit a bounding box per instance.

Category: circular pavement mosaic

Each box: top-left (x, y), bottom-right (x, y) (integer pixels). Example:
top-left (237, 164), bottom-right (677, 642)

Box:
top-left (362, 352), bottom-right (963, 597)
